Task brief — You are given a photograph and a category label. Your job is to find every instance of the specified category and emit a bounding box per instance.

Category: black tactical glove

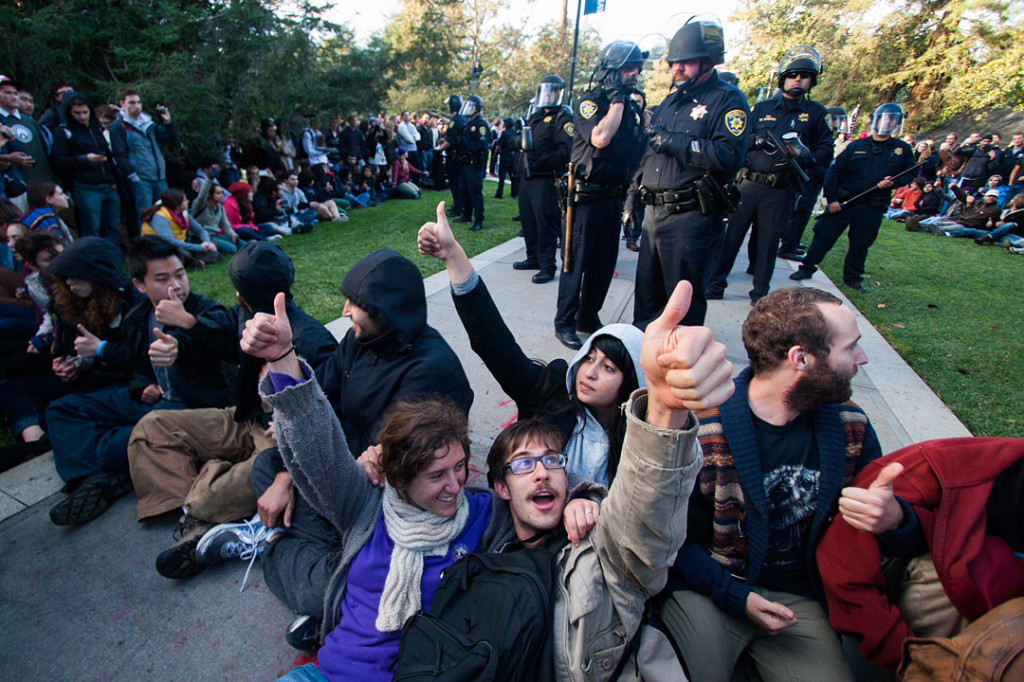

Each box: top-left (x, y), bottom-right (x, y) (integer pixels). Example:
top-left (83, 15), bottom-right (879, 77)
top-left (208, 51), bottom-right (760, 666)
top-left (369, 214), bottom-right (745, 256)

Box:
top-left (607, 84), bottom-right (633, 105)
top-left (645, 124), bottom-right (689, 160)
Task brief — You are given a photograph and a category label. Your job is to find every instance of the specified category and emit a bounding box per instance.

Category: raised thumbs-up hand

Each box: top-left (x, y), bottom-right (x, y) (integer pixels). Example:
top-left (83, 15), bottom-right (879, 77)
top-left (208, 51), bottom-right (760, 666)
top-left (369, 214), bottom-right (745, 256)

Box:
top-left (154, 285), bottom-right (196, 329)
top-left (641, 280), bottom-right (734, 430)
top-left (149, 327), bottom-right (179, 368)
top-left (838, 461), bottom-right (905, 534)
top-left (74, 324), bottom-right (101, 358)
top-left (418, 201), bottom-right (473, 283)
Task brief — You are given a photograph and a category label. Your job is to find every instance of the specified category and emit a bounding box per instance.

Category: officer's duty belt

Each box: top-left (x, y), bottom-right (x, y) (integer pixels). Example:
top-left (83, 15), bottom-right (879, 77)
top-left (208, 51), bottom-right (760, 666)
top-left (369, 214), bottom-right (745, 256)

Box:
top-left (639, 186), bottom-right (700, 214)
top-left (739, 168), bottom-right (791, 189)
top-left (573, 180), bottom-right (628, 203)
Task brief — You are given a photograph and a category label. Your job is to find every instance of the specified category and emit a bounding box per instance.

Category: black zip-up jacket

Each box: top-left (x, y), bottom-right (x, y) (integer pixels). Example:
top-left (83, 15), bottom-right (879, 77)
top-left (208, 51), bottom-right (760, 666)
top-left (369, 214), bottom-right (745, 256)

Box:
top-left (51, 91), bottom-right (118, 187)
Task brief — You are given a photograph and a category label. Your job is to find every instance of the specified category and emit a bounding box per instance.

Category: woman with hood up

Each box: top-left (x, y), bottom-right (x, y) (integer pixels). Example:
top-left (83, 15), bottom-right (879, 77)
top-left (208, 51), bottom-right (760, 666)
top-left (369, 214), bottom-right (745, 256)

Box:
top-left (411, 202), bottom-right (643, 488)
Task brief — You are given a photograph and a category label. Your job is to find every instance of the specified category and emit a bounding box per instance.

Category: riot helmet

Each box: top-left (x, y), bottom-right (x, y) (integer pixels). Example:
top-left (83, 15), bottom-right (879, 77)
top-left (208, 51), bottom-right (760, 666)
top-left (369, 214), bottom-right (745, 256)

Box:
top-left (503, 116), bottom-right (515, 128)
top-left (595, 40), bottom-right (647, 87)
top-left (719, 71), bottom-right (739, 87)
top-left (459, 95), bottom-right (484, 118)
top-left (535, 74), bottom-right (566, 109)
top-left (776, 46), bottom-right (823, 96)
top-left (666, 16), bottom-right (726, 65)
top-left (869, 103), bottom-right (904, 138)
top-left (826, 107), bottom-right (849, 136)
top-left (447, 95), bottom-right (463, 115)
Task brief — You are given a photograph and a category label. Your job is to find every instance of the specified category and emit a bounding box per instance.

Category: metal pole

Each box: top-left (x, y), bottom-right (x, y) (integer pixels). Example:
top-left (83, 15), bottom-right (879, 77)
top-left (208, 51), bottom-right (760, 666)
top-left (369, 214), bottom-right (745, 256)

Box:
top-left (567, 0), bottom-right (584, 107)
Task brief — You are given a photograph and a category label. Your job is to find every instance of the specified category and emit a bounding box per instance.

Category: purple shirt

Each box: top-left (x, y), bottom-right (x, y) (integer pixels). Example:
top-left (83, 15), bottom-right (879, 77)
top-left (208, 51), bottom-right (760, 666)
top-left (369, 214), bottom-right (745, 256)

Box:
top-left (316, 491), bottom-right (494, 681)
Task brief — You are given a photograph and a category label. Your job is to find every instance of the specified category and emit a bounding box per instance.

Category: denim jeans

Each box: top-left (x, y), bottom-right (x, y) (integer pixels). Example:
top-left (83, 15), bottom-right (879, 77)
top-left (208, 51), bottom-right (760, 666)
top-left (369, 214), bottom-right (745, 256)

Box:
top-left (130, 177), bottom-right (168, 227)
top-left (274, 664), bottom-right (327, 682)
top-left (73, 183), bottom-right (121, 247)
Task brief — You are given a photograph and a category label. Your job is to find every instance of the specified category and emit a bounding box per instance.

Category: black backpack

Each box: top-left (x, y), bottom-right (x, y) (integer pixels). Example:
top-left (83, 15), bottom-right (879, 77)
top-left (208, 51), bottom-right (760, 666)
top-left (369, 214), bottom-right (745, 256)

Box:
top-left (393, 546), bottom-right (559, 682)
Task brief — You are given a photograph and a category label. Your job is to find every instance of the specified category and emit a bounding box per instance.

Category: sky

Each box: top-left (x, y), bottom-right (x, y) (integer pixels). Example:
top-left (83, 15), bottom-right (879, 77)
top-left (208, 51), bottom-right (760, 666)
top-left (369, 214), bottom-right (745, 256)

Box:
top-left (325, 0), bottom-right (743, 58)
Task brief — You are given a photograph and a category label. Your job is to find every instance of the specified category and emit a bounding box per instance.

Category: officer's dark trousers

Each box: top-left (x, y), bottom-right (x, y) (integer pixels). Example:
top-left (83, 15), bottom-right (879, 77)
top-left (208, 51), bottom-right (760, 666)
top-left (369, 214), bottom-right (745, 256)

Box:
top-left (555, 197), bottom-right (621, 333)
top-left (779, 181), bottom-right (822, 252)
top-left (460, 164), bottom-right (485, 223)
top-left (633, 204), bottom-right (724, 329)
top-left (448, 160), bottom-right (464, 216)
top-left (798, 202), bottom-right (885, 285)
top-left (252, 447), bottom-right (344, 619)
top-left (519, 177), bottom-right (561, 273)
top-left (708, 181), bottom-right (794, 301)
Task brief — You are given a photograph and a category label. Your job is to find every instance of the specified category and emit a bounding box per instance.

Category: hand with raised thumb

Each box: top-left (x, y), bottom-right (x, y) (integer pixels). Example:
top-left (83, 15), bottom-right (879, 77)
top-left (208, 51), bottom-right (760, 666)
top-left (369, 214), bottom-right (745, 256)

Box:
top-left (241, 292), bottom-right (293, 362)
top-left (154, 285), bottom-right (195, 329)
top-left (641, 281), bottom-right (734, 429)
top-left (418, 201), bottom-right (458, 260)
top-left (74, 324), bottom-right (101, 358)
top-left (148, 327), bottom-right (179, 368)
top-left (839, 462), bottom-right (905, 534)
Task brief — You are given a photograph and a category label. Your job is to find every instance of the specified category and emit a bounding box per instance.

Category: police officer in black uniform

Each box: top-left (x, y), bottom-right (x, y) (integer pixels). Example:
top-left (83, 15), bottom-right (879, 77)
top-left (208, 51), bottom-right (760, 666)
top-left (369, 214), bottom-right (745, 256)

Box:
top-left (791, 103), bottom-right (915, 292)
top-left (778, 105), bottom-right (851, 260)
top-left (455, 95), bottom-right (489, 231)
top-left (632, 17), bottom-right (749, 328)
top-left (513, 75), bottom-right (574, 284)
top-left (494, 116), bottom-right (517, 199)
top-left (553, 41), bottom-right (647, 349)
top-left (438, 95), bottom-right (466, 218)
top-left (705, 46), bottom-right (833, 304)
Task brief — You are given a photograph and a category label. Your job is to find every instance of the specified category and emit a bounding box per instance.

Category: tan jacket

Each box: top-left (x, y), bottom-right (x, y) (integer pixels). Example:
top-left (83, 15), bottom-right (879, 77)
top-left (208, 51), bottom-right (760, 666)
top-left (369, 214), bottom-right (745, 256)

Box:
top-left (553, 389), bottom-right (700, 681)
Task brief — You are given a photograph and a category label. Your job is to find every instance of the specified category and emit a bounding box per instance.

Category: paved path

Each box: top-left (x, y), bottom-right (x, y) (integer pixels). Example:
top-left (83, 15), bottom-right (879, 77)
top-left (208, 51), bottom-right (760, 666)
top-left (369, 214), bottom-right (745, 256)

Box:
top-left (0, 233), bottom-right (970, 680)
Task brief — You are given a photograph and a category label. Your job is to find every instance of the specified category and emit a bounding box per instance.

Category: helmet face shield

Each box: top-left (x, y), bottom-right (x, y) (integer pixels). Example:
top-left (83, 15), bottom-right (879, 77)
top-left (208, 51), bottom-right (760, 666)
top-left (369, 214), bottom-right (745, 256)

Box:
top-left (459, 96), bottom-right (483, 118)
top-left (829, 113), bottom-right (850, 135)
top-left (535, 82), bottom-right (564, 108)
top-left (870, 105), bottom-right (904, 137)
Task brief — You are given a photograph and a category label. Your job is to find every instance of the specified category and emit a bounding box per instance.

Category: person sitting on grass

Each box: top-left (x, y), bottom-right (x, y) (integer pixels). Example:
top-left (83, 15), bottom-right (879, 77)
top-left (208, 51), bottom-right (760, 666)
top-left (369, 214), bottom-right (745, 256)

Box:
top-left (224, 181), bottom-right (277, 242)
top-left (389, 147), bottom-right (425, 199)
top-left (940, 193), bottom-right (1024, 245)
top-left (906, 188), bottom-right (1003, 236)
top-left (18, 181), bottom-right (75, 245)
top-left (296, 170), bottom-right (349, 218)
top-left (282, 171), bottom-right (342, 223)
top-left (190, 178), bottom-right (239, 255)
top-left (140, 187), bottom-right (219, 266)
top-left (221, 294), bottom-right (601, 681)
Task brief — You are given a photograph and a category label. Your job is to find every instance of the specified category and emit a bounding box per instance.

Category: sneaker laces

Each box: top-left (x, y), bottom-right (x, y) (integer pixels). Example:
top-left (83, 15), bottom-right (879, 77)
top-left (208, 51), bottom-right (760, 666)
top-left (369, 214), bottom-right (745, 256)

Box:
top-left (227, 516), bottom-right (272, 593)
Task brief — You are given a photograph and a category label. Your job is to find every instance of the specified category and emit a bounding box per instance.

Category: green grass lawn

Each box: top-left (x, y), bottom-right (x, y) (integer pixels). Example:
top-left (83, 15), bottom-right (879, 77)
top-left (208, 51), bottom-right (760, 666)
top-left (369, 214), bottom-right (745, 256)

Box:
top-left (813, 218), bottom-right (1024, 438)
top-left (0, 186), bottom-right (520, 447)
top-left (189, 187), bottom-right (522, 321)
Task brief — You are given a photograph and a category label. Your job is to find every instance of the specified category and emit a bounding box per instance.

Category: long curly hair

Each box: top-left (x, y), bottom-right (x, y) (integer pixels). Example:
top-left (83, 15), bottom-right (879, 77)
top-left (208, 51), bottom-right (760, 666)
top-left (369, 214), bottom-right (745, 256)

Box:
top-left (49, 278), bottom-right (122, 339)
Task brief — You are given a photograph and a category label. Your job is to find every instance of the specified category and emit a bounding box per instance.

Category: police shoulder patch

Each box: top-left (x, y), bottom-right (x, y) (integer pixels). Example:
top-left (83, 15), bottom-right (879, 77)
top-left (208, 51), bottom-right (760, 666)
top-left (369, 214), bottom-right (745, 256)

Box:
top-left (579, 100), bottom-right (598, 120)
top-left (563, 122), bottom-right (575, 137)
top-left (479, 127), bottom-right (486, 137)
top-left (725, 109), bottom-right (747, 137)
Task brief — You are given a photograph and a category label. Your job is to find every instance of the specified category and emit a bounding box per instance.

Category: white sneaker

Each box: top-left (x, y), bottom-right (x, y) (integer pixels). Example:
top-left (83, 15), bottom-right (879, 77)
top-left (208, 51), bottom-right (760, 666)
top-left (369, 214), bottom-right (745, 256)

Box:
top-left (196, 516), bottom-right (282, 591)
top-left (271, 222), bottom-right (292, 236)
top-left (268, 234), bottom-right (284, 241)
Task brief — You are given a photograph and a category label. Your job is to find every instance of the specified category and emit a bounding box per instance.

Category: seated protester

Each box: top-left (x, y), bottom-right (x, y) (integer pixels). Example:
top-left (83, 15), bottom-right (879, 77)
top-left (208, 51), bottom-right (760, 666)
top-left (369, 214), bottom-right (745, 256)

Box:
top-left (228, 314), bottom-right (530, 679)
top-left (907, 188), bottom-right (1003, 236)
top-left (0, 220), bottom-right (36, 338)
top-left (659, 287), bottom-right (914, 682)
top-left (0, 198), bottom-right (24, 270)
top-left (1, 232), bottom-right (61, 356)
top-left (348, 167), bottom-right (375, 206)
top-left (335, 167), bottom-right (368, 208)
top-left (190, 178), bottom-right (238, 255)
top-left (885, 177), bottom-right (926, 221)
top-left (914, 180), bottom-right (949, 219)
top-left (358, 165), bottom-right (385, 205)
top-left (275, 179), bottom-right (316, 234)
top-left (224, 181), bottom-right (277, 242)
top-left (296, 169), bottom-right (349, 216)
top-left (252, 176), bottom-right (291, 236)
top-left (393, 281), bottom-right (732, 682)
top-left (971, 174), bottom-right (1009, 207)
top-left (416, 203), bottom-right (642, 487)
top-left (18, 180), bottom-right (74, 244)
top-left (817, 438), bottom-right (1024, 668)
top-left (0, 237), bottom-right (140, 463)
top-left (282, 171), bottom-right (341, 223)
top-left (945, 193), bottom-right (1024, 245)
top-left (128, 241), bottom-right (336, 580)
top-left (389, 147), bottom-right (425, 199)
top-left (250, 248), bottom-right (475, 647)
top-left (340, 153), bottom-right (363, 182)
top-left (140, 187), bottom-right (219, 267)
top-left (45, 237), bottom-right (236, 526)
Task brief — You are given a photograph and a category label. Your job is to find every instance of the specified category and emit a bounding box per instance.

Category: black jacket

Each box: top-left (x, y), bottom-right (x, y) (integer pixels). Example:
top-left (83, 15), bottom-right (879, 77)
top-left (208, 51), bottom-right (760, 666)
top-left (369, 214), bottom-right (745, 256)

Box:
top-left (51, 91), bottom-right (118, 187)
top-left (314, 249), bottom-right (473, 456)
top-left (121, 292), bottom-right (235, 408)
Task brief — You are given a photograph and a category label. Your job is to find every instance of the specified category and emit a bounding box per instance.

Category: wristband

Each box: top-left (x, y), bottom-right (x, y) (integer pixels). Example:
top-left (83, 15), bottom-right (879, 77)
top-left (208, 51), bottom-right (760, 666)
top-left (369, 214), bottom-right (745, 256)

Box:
top-left (271, 345), bottom-right (295, 363)
top-left (96, 340), bottom-right (107, 357)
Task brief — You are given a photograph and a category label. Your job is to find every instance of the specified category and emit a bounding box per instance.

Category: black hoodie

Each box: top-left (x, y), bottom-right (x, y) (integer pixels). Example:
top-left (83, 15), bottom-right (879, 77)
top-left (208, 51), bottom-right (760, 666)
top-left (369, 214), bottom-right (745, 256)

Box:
top-left (51, 91), bottom-right (118, 187)
top-left (314, 249), bottom-right (474, 456)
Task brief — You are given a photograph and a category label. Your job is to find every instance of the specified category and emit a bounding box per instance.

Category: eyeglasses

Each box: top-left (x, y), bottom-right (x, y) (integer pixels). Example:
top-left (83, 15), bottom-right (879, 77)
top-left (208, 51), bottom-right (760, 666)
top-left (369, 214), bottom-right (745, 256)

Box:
top-left (786, 71), bottom-right (814, 80)
top-left (503, 453), bottom-right (567, 476)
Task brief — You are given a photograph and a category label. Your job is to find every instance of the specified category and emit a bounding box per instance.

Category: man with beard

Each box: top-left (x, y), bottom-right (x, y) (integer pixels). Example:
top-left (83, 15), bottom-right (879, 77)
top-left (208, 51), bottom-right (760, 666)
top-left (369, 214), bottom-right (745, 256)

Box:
top-left (658, 287), bottom-right (918, 682)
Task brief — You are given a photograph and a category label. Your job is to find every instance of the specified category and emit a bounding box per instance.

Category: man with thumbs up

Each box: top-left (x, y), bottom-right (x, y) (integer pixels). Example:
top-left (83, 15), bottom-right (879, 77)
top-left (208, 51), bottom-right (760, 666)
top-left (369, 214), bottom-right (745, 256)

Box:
top-left (46, 237), bottom-right (235, 526)
top-left (658, 287), bottom-right (918, 682)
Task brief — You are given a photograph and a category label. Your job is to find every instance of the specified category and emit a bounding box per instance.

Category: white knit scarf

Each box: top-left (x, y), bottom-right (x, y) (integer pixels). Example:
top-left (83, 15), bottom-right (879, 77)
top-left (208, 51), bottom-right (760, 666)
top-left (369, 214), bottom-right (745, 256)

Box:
top-left (376, 483), bottom-right (469, 632)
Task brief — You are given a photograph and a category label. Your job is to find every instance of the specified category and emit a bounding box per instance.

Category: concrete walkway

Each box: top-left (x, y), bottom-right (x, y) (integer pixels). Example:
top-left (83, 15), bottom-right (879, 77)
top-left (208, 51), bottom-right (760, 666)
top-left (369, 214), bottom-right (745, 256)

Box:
top-left (0, 232), bottom-right (970, 680)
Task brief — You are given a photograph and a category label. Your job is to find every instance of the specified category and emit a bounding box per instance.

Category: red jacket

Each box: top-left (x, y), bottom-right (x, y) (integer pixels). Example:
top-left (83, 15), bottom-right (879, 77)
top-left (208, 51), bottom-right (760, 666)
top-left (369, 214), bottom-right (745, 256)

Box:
top-left (816, 438), bottom-right (1024, 667)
